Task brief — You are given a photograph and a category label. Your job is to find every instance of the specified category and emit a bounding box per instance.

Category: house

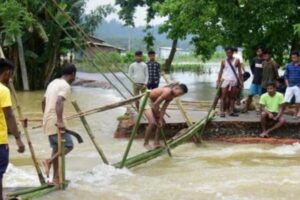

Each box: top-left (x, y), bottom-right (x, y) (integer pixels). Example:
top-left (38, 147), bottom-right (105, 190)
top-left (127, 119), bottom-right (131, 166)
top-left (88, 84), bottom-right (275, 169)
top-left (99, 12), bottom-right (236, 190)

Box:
top-left (158, 47), bottom-right (190, 59)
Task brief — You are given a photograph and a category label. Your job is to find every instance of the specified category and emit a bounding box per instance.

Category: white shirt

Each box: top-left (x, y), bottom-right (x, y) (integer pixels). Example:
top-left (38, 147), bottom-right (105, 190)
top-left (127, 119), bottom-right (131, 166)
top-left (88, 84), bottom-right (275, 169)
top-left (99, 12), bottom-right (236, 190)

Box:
top-left (43, 79), bottom-right (71, 136)
top-left (223, 58), bottom-right (238, 81)
top-left (128, 62), bottom-right (149, 84)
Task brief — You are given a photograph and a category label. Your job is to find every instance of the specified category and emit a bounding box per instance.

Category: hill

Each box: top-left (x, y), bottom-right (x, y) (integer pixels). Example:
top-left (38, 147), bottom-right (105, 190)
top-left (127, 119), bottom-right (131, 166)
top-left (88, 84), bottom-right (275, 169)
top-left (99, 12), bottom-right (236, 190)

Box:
top-left (94, 20), bottom-right (192, 52)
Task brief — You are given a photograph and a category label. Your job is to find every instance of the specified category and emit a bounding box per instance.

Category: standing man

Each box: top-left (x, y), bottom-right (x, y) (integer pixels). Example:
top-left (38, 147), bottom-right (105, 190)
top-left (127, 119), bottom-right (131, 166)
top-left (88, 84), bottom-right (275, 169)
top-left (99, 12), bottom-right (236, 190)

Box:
top-left (217, 47), bottom-right (243, 118)
top-left (42, 64), bottom-right (76, 185)
top-left (147, 50), bottom-right (161, 89)
top-left (259, 82), bottom-right (285, 138)
top-left (261, 50), bottom-right (279, 94)
top-left (283, 51), bottom-right (300, 116)
top-left (0, 58), bottom-right (25, 200)
top-left (129, 51), bottom-right (149, 109)
top-left (245, 46), bottom-right (264, 112)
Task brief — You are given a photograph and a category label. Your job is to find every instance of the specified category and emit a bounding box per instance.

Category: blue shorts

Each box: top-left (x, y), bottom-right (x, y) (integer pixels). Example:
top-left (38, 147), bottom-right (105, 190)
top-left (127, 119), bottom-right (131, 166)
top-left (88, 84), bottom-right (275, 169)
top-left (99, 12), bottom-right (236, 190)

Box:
top-left (0, 144), bottom-right (9, 180)
top-left (249, 84), bottom-right (262, 96)
top-left (48, 132), bottom-right (74, 149)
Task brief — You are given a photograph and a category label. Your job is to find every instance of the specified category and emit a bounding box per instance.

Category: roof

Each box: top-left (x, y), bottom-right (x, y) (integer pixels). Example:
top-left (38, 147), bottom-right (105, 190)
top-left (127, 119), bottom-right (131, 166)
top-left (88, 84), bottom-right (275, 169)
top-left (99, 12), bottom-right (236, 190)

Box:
top-left (87, 35), bottom-right (125, 51)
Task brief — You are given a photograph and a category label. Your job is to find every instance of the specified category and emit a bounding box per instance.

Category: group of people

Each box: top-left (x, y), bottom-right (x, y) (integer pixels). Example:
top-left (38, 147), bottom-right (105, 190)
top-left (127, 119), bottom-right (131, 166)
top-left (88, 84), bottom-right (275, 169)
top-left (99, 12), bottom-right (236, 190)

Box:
top-left (128, 50), bottom-right (188, 150)
top-left (217, 47), bottom-right (300, 137)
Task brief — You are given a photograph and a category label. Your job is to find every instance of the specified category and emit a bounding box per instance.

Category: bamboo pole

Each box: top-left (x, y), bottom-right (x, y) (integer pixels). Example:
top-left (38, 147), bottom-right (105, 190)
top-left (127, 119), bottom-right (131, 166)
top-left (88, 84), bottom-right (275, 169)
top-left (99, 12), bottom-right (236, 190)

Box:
top-left (120, 91), bottom-right (150, 168)
top-left (198, 81), bottom-right (223, 140)
top-left (162, 74), bottom-right (201, 143)
top-left (114, 111), bottom-right (215, 169)
top-left (32, 94), bottom-right (143, 129)
top-left (15, 186), bottom-right (57, 200)
top-left (160, 128), bottom-right (172, 157)
top-left (7, 185), bottom-right (52, 198)
top-left (57, 128), bottom-right (63, 190)
top-left (71, 101), bottom-right (109, 164)
top-left (9, 78), bottom-right (46, 185)
top-left (61, 139), bottom-right (66, 190)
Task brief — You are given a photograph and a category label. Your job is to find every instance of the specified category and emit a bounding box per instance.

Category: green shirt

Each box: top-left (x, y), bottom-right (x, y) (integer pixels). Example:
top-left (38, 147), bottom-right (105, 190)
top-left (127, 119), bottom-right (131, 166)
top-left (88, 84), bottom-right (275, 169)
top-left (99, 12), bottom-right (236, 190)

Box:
top-left (259, 92), bottom-right (284, 113)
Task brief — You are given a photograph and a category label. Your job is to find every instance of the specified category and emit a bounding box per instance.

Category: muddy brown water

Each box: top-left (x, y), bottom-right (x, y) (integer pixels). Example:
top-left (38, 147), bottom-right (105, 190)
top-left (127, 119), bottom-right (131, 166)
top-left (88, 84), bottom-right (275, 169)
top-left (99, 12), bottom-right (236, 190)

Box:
top-left (4, 67), bottom-right (300, 200)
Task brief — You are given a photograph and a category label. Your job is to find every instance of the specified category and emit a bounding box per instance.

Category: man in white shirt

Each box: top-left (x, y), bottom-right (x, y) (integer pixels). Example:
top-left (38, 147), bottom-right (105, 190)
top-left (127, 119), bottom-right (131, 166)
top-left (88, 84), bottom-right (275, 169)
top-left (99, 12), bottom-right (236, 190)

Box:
top-left (129, 51), bottom-right (149, 109)
top-left (42, 64), bottom-right (76, 185)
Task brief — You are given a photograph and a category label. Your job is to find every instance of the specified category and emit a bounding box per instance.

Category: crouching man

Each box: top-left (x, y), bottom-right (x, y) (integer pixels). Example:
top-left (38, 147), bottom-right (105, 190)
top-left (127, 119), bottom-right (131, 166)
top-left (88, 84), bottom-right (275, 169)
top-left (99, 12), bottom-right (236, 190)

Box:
top-left (259, 82), bottom-right (285, 137)
top-left (142, 84), bottom-right (188, 150)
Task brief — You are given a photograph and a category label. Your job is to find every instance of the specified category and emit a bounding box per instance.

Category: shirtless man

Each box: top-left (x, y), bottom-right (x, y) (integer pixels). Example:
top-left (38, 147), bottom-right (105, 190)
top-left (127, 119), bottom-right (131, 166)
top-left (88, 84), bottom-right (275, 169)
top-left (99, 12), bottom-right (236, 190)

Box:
top-left (142, 83), bottom-right (188, 150)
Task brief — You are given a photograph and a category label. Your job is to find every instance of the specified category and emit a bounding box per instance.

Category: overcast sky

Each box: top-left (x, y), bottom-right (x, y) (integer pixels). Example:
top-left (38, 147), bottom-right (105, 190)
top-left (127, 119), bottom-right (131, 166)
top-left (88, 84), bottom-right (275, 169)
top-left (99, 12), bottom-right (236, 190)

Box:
top-left (85, 0), bottom-right (166, 26)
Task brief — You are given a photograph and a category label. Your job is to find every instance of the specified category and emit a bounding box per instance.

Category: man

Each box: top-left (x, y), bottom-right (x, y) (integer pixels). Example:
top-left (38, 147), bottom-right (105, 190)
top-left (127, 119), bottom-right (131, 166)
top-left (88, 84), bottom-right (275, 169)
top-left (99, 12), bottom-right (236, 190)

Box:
top-left (261, 50), bottom-right (279, 94)
top-left (0, 58), bottom-right (25, 200)
top-left (245, 47), bottom-right (264, 112)
top-left (259, 82), bottom-right (285, 137)
top-left (217, 47), bottom-right (243, 118)
top-left (143, 84), bottom-right (188, 150)
top-left (42, 64), bottom-right (76, 185)
top-left (233, 47), bottom-right (245, 72)
top-left (147, 50), bottom-right (161, 89)
top-left (284, 51), bottom-right (300, 117)
top-left (129, 51), bottom-right (149, 109)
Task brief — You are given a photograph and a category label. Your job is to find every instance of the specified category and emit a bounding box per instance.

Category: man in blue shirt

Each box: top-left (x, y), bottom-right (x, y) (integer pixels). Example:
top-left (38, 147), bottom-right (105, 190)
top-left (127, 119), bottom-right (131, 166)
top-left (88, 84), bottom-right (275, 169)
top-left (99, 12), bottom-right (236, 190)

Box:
top-left (284, 51), bottom-right (300, 106)
top-left (147, 50), bottom-right (160, 89)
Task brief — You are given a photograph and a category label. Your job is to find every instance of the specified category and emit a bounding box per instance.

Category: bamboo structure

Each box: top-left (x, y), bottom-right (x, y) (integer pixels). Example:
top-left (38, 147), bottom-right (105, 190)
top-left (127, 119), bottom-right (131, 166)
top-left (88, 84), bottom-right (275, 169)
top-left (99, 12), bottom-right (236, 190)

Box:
top-left (120, 91), bottom-right (150, 168)
top-left (114, 111), bottom-right (215, 169)
top-left (57, 128), bottom-right (63, 190)
top-left (160, 128), bottom-right (172, 157)
top-left (72, 101), bottom-right (109, 164)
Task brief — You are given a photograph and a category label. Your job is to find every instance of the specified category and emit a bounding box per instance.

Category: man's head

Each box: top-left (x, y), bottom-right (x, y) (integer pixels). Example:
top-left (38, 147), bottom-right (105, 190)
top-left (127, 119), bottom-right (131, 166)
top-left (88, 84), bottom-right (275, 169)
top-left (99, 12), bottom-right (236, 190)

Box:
top-left (61, 63), bottom-right (76, 84)
top-left (291, 51), bottom-right (300, 64)
top-left (148, 50), bottom-right (156, 61)
top-left (233, 47), bottom-right (238, 53)
top-left (256, 46), bottom-right (264, 57)
top-left (0, 58), bottom-right (14, 84)
top-left (266, 82), bottom-right (276, 96)
top-left (263, 49), bottom-right (271, 61)
top-left (172, 83), bottom-right (188, 97)
top-left (135, 51), bottom-right (143, 62)
top-left (225, 47), bottom-right (234, 58)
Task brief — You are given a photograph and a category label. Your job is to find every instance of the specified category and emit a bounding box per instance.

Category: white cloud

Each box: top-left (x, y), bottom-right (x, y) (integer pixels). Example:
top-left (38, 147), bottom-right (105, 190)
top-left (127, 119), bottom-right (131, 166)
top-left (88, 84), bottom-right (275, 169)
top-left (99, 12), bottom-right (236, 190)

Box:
top-left (85, 0), bottom-right (166, 27)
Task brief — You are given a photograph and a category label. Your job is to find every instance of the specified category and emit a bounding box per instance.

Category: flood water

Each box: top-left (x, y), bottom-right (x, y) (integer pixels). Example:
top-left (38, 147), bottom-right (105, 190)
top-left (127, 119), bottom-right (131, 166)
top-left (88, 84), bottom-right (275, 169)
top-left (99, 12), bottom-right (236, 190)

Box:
top-left (4, 64), bottom-right (300, 200)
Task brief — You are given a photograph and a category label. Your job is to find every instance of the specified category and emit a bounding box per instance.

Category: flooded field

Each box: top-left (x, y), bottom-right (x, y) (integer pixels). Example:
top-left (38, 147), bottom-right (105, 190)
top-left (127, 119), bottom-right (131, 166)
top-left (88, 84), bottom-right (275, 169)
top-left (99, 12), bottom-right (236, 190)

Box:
top-left (4, 65), bottom-right (300, 200)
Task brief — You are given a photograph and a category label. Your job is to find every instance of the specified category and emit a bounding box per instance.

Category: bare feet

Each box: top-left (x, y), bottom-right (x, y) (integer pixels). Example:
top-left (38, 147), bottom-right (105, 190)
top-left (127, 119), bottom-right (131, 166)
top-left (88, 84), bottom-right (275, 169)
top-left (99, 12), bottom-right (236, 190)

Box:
top-left (260, 131), bottom-right (269, 138)
top-left (153, 143), bottom-right (162, 149)
top-left (43, 160), bottom-right (51, 178)
top-left (144, 143), bottom-right (153, 151)
top-left (47, 178), bottom-right (59, 187)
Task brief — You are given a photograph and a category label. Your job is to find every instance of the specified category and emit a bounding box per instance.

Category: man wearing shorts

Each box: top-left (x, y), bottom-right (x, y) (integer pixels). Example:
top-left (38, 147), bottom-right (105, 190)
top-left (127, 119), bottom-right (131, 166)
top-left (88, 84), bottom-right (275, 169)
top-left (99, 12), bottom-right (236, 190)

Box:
top-left (259, 83), bottom-right (285, 138)
top-left (142, 84), bottom-right (188, 150)
top-left (217, 47), bottom-right (243, 118)
top-left (0, 59), bottom-right (25, 200)
top-left (284, 51), bottom-right (300, 113)
top-left (129, 51), bottom-right (149, 109)
top-left (42, 64), bottom-right (76, 185)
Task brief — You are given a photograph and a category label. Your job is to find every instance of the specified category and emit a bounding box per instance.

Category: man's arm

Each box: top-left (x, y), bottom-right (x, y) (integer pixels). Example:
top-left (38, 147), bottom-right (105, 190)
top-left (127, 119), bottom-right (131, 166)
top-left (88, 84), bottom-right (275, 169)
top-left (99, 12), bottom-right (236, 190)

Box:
top-left (56, 96), bottom-right (65, 129)
top-left (42, 97), bottom-right (46, 113)
top-left (128, 64), bottom-right (133, 79)
top-left (3, 107), bottom-right (25, 153)
top-left (250, 59), bottom-right (255, 75)
top-left (237, 59), bottom-right (243, 84)
top-left (144, 64), bottom-right (149, 85)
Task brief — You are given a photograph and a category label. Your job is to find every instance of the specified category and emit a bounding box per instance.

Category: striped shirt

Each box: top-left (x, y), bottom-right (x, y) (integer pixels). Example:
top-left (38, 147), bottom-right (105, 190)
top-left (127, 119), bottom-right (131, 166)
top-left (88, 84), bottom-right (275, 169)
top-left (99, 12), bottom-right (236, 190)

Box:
top-left (284, 62), bottom-right (300, 87)
top-left (147, 61), bottom-right (160, 84)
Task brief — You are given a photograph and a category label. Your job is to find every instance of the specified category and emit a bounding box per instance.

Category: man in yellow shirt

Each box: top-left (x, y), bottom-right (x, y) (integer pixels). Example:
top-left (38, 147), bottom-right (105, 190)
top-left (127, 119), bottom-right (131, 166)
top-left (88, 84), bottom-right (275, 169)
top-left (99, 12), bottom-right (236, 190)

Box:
top-left (259, 82), bottom-right (285, 137)
top-left (0, 58), bottom-right (25, 200)
top-left (42, 64), bottom-right (76, 185)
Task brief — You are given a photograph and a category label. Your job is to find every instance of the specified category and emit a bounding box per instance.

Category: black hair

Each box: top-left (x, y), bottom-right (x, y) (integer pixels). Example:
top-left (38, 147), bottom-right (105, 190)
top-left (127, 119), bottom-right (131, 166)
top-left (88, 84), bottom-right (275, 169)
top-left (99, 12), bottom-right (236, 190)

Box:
top-left (291, 51), bottom-right (300, 57)
top-left (276, 76), bottom-right (285, 84)
top-left (263, 49), bottom-right (272, 55)
top-left (256, 46), bottom-right (265, 51)
top-left (148, 50), bottom-right (155, 55)
top-left (61, 63), bottom-right (76, 76)
top-left (225, 47), bottom-right (234, 52)
top-left (266, 82), bottom-right (276, 88)
top-left (135, 51), bottom-right (143, 56)
top-left (233, 47), bottom-right (238, 52)
top-left (179, 83), bottom-right (188, 93)
top-left (0, 58), bottom-right (14, 74)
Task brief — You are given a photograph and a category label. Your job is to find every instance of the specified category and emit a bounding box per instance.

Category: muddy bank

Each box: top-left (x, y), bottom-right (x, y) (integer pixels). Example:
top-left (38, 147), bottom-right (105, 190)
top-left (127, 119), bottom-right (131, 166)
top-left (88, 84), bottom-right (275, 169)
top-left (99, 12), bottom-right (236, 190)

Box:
top-left (72, 78), bottom-right (112, 89)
